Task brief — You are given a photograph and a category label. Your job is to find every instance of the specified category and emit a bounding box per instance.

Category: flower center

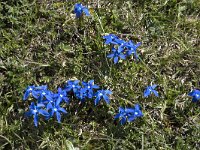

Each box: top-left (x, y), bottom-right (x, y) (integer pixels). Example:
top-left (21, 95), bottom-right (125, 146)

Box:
top-left (195, 94), bottom-right (199, 97)
top-left (135, 112), bottom-right (138, 115)
top-left (88, 86), bottom-right (91, 89)
top-left (54, 108), bottom-right (57, 112)
top-left (42, 92), bottom-right (46, 95)
top-left (60, 94), bottom-right (63, 97)
top-left (33, 109), bottom-right (37, 113)
top-left (99, 93), bottom-right (103, 96)
top-left (78, 7), bottom-right (82, 11)
top-left (72, 85), bottom-right (75, 88)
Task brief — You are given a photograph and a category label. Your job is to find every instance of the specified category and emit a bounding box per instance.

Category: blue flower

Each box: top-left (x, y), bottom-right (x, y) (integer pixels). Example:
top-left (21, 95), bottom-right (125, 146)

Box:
top-left (47, 102), bottom-right (67, 123)
top-left (33, 85), bottom-right (53, 103)
top-left (25, 102), bottom-right (49, 127)
top-left (94, 89), bottom-right (112, 105)
top-left (114, 107), bottom-right (130, 125)
top-left (65, 80), bottom-right (81, 93)
top-left (114, 104), bottom-right (143, 125)
top-left (23, 85), bottom-right (37, 100)
top-left (74, 3), bottom-right (90, 18)
top-left (127, 104), bottom-right (143, 122)
top-left (54, 87), bottom-right (69, 105)
top-left (188, 89), bottom-right (200, 102)
top-left (107, 47), bottom-right (126, 64)
top-left (114, 38), bottom-right (126, 46)
top-left (82, 80), bottom-right (99, 98)
top-left (103, 34), bottom-right (119, 45)
top-left (144, 84), bottom-right (159, 97)
top-left (114, 39), bottom-right (127, 53)
top-left (75, 88), bottom-right (88, 103)
top-left (126, 40), bottom-right (141, 59)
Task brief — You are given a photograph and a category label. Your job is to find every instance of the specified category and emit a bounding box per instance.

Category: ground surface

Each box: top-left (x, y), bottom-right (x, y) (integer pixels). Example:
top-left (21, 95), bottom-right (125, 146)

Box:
top-left (0, 0), bottom-right (200, 149)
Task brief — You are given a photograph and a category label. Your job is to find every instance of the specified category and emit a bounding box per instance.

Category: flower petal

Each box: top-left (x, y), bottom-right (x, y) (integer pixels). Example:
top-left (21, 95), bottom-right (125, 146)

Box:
top-left (33, 114), bottom-right (39, 127)
top-left (23, 91), bottom-right (30, 100)
top-left (144, 89), bottom-right (150, 97)
top-left (107, 53), bottom-right (114, 58)
top-left (120, 117), bottom-right (126, 125)
top-left (83, 7), bottom-right (90, 16)
top-left (56, 111), bottom-right (61, 123)
top-left (114, 57), bottom-right (119, 64)
top-left (58, 107), bottom-right (67, 114)
top-left (38, 109), bottom-right (49, 116)
top-left (94, 97), bottom-right (100, 105)
top-left (152, 90), bottom-right (159, 97)
top-left (127, 115), bottom-right (136, 122)
top-left (114, 113), bottom-right (121, 119)
top-left (119, 54), bottom-right (126, 60)
top-left (103, 95), bottom-right (110, 104)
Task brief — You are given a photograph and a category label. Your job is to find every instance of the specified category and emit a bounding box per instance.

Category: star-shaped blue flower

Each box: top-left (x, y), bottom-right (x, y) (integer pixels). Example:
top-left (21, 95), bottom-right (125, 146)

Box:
top-left (34, 85), bottom-right (53, 103)
top-left (103, 34), bottom-right (119, 45)
top-left (74, 3), bottom-right (90, 18)
top-left (144, 84), bottom-right (159, 98)
top-left (127, 104), bottom-right (143, 122)
top-left (126, 40), bottom-right (141, 59)
top-left (54, 87), bottom-right (69, 105)
top-left (47, 102), bottom-right (67, 123)
top-left (82, 80), bottom-right (99, 98)
top-left (107, 47), bottom-right (126, 64)
top-left (188, 89), bottom-right (200, 102)
top-left (23, 85), bottom-right (37, 100)
top-left (114, 104), bottom-right (143, 125)
top-left (65, 80), bottom-right (81, 93)
top-left (114, 107), bottom-right (130, 125)
top-left (75, 88), bottom-right (87, 103)
top-left (114, 38), bottom-right (126, 46)
top-left (25, 102), bottom-right (49, 127)
top-left (94, 89), bottom-right (112, 105)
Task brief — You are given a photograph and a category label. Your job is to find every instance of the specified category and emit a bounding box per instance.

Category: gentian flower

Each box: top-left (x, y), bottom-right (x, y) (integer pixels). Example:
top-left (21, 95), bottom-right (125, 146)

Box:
top-left (23, 85), bottom-right (37, 100)
top-left (126, 40), bottom-right (141, 59)
top-left (114, 38), bottom-right (126, 47)
top-left (74, 3), bottom-right (90, 18)
top-left (54, 87), bottom-right (69, 105)
top-left (144, 84), bottom-right (159, 98)
top-left (114, 104), bottom-right (143, 125)
top-left (107, 47), bottom-right (126, 64)
top-left (94, 89), bottom-right (112, 105)
top-left (114, 107), bottom-right (129, 125)
top-left (34, 85), bottom-right (53, 103)
top-left (25, 102), bottom-right (49, 127)
top-left (103, 34), bottom-right (119, 45)
top-left (188, 89), bottom-right (200, 102)
top-left (82, 80), bottom-right (99, 98)
top-left (127, 104), bottom-right (143, 122)
top-left (114, 39), bottom-right (127, 53)
top-left (65, 80), bottom-right (81, 93)
top-left (47, 102), bottom-right (67, 123)
top-left (75, 88), bottom-right (88, 102)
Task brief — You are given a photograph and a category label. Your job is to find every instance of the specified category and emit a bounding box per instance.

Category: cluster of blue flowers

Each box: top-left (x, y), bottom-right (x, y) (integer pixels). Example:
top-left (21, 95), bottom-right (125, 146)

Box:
top-left (22, 3), bottom-right (200, 127)
top-left (23, 85), bottom-right (68, 126)
top-left (23, 80), bottom-right (112, 126)
top-left (103, 34), bottom-right (141, 64)
top-left (65, 80), bottom-right (112, 105)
